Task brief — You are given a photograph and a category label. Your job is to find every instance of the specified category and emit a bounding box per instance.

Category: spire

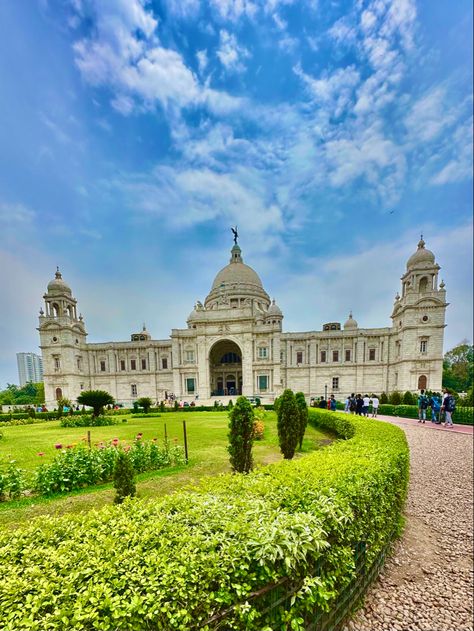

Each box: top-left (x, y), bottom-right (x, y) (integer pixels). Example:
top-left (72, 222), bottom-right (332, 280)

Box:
top-left (55, 267), bottom-right (62, 279)
top-left (230, 243), bottom-right (243, 264)
top-left (417, 235), bottom-right (425, 249)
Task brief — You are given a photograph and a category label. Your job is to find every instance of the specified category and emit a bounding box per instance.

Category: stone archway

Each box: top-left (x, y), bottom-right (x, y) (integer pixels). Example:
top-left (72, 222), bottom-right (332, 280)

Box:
top-left (209, 340), bottom-right (243, 397)
top-left (418, 375), bottom-right (427, 390)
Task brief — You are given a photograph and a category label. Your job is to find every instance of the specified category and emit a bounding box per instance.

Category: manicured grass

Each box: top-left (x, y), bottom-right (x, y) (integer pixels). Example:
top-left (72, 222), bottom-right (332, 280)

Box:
top-left (0, 411), bottom-right (330, 529)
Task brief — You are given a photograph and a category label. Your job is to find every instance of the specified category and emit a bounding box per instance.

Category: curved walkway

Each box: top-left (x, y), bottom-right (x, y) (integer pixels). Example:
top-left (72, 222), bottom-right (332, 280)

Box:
top-left (346, 416), bottom-right (473, 631)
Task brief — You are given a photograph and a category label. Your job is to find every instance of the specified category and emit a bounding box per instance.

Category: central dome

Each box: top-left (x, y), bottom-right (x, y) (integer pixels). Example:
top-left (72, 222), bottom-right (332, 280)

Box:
top-left (205, 244), bottom-right (270, 309)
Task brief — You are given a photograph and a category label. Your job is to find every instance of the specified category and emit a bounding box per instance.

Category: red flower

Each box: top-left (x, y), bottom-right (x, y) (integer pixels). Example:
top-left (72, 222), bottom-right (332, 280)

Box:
top-left (54, 443), bottom-right (63, 449)
top-left (37, 452), bottom-right (44, 457)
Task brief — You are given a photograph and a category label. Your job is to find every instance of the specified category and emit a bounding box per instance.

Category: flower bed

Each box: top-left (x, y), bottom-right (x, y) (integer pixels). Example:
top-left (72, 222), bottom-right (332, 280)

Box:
top-left (59, 414), bottom-right (119, 427)
top-left (0, 410), bottom-right (408, 629)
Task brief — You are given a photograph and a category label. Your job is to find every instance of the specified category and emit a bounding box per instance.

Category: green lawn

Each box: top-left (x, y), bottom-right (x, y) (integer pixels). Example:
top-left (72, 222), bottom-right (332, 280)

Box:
top-left (0, 411), bottom-right (331, 529)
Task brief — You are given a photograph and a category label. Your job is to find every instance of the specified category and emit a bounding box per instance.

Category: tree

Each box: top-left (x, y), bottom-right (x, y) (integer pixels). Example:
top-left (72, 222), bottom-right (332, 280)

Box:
top-left (137, 397), bottom-right (153, 414)
top-left (380, 392), bottom-right (388, 404)
top-left (389, 391), bottom-right (402, 405)
top-left (77, 390), bottom-right (114, 417)
top-left (402, 391), bottom-right (415, 405)
top-left (277, 389), bottom-right (299, 460)
top-left (227, 396), bottom-right (255, 473)
top-left (113, 451), bottom-right (136, 504)
top-left (295, 392), bottom-right (309, 450)
top-left (443, 341), bottom-right (474, 392)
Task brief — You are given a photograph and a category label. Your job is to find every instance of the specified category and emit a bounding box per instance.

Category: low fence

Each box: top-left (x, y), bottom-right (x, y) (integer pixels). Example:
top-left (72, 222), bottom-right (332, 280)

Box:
top-left (202, 537), bottom-right (393, 631)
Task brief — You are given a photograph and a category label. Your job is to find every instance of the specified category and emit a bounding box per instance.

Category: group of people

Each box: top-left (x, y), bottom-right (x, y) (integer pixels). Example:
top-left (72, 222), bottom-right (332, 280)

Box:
top-left (343, 393), bottom-right (379, 417)
top-left (316, 394), bottom-right (338, 411)
top-left (417, 388), bottom-right (456, 427)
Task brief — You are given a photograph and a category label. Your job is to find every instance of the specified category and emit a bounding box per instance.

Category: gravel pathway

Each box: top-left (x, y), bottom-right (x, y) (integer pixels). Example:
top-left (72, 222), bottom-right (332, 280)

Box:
top-left (345, 419), bottom-right (474, 631)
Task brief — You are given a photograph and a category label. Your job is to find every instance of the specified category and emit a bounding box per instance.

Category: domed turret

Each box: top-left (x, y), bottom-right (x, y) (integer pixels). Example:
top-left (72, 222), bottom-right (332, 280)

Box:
top-left (205, 243), bottom-right (270, 309)
top-left (47, 268), bottom-right (72, 295)
top-left (344, 312), bottom-right (358, 330)
top-left (406, 237), bottom-right (435, 270)
top-left (267, 299), bottom-right (283, 317)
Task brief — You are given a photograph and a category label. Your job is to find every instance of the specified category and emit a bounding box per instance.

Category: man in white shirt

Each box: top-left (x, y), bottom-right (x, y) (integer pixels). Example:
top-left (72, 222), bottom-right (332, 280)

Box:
top-left (362, 394), bottom-right (370, 417)
top-left (371, 395), bottom-right (379, 417)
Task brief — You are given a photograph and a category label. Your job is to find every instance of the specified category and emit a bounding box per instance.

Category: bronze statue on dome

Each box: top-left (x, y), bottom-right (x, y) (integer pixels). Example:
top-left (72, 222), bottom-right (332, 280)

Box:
top-left (231, 226), bottom-right (238, 245)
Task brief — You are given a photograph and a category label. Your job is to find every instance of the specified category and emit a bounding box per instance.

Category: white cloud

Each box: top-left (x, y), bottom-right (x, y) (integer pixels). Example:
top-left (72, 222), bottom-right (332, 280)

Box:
top-left (294, 64), bottom-right (360, 116)
top-left (208, 0), bottom-right (258, 22)
top-left (196, 49), bottom-right (208, 75)
top-left (405, 86), bottom-right (457, 143)
top-left (217, 30), bottom-right (250, 73)
top-left (431, 116), bottom-right (473, 185)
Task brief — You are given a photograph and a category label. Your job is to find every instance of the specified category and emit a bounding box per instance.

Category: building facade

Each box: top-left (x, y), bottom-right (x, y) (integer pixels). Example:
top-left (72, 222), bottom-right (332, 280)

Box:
top-left (16, 352), bottom-right (43, 386)
top-left (38, 239), bottom-right (448, 407)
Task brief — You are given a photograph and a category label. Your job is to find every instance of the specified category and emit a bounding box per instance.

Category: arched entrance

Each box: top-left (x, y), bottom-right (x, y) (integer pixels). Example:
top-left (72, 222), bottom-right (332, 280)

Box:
top-left (55, 387), bottom-right (63, 400)
top-left (209, 340), bottom-right (243, 396)
top-left (418, 375), bottom-right (427, 390)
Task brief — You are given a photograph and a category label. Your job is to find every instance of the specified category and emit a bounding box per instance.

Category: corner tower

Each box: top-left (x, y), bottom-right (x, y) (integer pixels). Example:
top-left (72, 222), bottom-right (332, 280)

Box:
top-left (38, 268), bottom-right (88, 406)
top-left (390, 238), bottom-right (447, 392)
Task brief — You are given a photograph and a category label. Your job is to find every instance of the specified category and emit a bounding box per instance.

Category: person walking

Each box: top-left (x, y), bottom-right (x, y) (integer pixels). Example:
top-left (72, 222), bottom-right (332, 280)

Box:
top-left (362, 394), bottom-right (370, 417)
top-left (430, 394), bottom-right (441, 424)
top-left (371, 394), bottom-right (379, 418)
top-left (441, 388), bottom-right (456, 428)
top-left (356, 394), bottom-right (364, 416)
top-left (330, 394), bottom-right (337, 411)
top-left (318, 396), bottom-right (327, 409)
top-left (349, 393), bottom-right (357, 414)
top-left (418, 389), bottom-right (429, 423)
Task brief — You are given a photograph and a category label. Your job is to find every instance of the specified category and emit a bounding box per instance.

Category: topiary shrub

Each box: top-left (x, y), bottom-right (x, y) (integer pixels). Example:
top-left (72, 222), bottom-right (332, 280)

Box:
top-left (402, 391), bottom-right (415, 405)
top-left (295, 392), bottom-right (308, 449)
top-left (228, 396), bottom-right (255, 473)
top-left (277, 389), bottom-right (299, 460)
top-left (389, 391), bottom-right (402, 405)
top-left (77, 390), bottom-right (114, 418)
top-left (137, 397), bottom-right (153, 414)
top-left (113, 451), bottom-right (136, 504)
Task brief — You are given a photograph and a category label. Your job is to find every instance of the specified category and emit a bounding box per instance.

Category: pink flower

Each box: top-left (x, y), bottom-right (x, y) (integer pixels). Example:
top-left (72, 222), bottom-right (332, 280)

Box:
top-left (124, 445), bottom-right (131, 452)
top-left (136, 433), bottom-right (142, 440)
top-left (37, 452), bottom-right (44, 457)
top-left (54, 443), bottom-right (63, 449)
top-left (112, 438), bottom-right (119, 445)
top-left (66, 445), bottom-right (73, 449)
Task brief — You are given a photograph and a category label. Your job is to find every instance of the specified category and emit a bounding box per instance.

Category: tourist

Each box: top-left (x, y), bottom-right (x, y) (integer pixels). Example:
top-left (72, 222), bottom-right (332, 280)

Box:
top-left (371, 394), bottom-right (379, 417)
top-left (362, 394), bottom-right (370, 417)
top-left (430, 394), bottom-right (441, 424)
top-left (344, 395), bottom-right (350, 413)
top-left (418, 389), bottom-right (429, 423)
top-left (318, 396), bottom-right (327, 409)
top-left (349, 393), bottom-right (357, 414)
top-left (330, 395), bottom-right (337, 411)
top-left (441, 388), bottom-right (456, 428)
top-left (356, 394), bottom-right (364, 415)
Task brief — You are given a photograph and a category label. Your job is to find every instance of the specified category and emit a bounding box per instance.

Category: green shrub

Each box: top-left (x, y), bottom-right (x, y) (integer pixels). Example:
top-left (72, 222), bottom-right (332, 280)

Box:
top-left (295, 392), bottom-right (308, 449)
top-left (60, 415), bottom-right (119, 427)
top-left (380, 392), bottom-right (389, 404)
top-left (277, 389), bottom-right (299, 459)
top-left (113, 451), bottom-right (136, 504)
top-left (0, 411), bottom-right (408, 629)
top-left (389, 391), bottom-right (402, 405)
top-left (402, 391), bottom-right (415, 405)
top-left (228, 396), bottom-right (255, 473)
top-left (0, 460), bottom-right (28, 500)
top-left (136, 397), bottom-right (153, 414)
top-left (77, 390), bottom-right (114, 417)
top-left (377, 404), bottom-right (473, 425)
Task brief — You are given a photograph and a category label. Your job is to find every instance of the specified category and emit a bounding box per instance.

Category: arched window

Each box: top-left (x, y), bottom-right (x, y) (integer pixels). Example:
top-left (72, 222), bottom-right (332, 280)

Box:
top-left (419, 277), bottom-right (429, 292)
top-left (67, 305), bottom-right (73, 318)
top-left (220, 352), bottom-right (241, 364)
top-left (55, 387), bottom-right (62, 400)
top-left (418, 375), bottom-right (427, 390)
top-left (52, 303), bottom-right (60, 317)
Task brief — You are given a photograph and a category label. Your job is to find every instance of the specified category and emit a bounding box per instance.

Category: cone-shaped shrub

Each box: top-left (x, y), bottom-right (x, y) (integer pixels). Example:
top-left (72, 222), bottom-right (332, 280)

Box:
top-left (295, 391), bottom-right (309, 449)
top-left (113, 451), bottom-right (136, 504)
top-left (228, 396), bottom-right (255, 473)
top-left (277, 389), bottom-right (299, 459)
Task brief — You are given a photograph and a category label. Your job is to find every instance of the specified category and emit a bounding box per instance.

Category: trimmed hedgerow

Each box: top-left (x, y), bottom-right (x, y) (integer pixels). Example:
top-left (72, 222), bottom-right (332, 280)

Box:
top-left (0, 410), bottom-right (408, 630)
top-left (377, 404), bottom-right (474, 425)
top-left (60, 415), bottom-right (119, 427)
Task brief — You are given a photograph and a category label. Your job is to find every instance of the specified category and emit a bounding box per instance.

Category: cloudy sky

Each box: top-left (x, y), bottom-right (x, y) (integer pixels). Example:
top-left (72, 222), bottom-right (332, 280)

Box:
top-left (0, 0), bottom-right (472, 387)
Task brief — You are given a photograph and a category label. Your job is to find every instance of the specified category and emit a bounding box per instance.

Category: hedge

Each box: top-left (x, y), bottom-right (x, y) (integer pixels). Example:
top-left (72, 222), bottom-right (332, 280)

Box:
top-left (0, 410), bottom-right (409, 630)
top-left (377, 404), bottom-right (474, 425)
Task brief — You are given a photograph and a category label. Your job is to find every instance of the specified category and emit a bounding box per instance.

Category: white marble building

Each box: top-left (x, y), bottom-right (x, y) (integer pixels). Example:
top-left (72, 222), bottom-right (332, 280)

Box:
top-left (38, 238), bottom-right (447, 407)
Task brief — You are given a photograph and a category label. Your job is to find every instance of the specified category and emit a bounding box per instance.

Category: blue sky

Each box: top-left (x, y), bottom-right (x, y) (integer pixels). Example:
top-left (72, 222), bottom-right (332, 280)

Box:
top-left (0, 0), bottom-right (472, 387)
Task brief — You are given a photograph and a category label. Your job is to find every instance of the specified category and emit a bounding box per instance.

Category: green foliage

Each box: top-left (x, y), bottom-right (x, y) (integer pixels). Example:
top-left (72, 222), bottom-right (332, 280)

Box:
top-left (389, 390), bottom-right (402, 405)
top-left (0, 411), bottom-right (408, 629)
top-left (228, 399), bottom-right (233, 409)
top-left (227, 396), bottom-right (255, 473)
top-left (402, 391), bottom-right (415, 405)
top-left (443, 341), bottom-right (474, 392)
top-left (60, 415), bottom-right (119, 427)
top-left (295, 392), bottom-right (309, 450)
top-left (0, 460), bottom-right (26, 500)
top-left (77, 390), bottom-right (114, 417)
top-left (174, 400), bottom-right (179, 410)
top-left (380, 392), bottom-right (388, 404)
top-left (378, 403), bottom-right (473, 425)
top-left (0, 382), bottom-right (45, 405)
top-left (113, 451), bottom-right (136, 504)
top-left (277, 389), bottom-right (299, 459)
top-left (136, 397), bottom-right (153, 414)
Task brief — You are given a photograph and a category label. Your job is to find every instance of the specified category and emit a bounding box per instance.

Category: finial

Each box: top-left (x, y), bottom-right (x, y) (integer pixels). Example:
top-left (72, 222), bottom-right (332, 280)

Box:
top-left (142, 322), bottom-right (146, 331)
top-left (39, 307), bottom-right (44, 315)
top-left (79, 313), bottom-right (83, 321)
top-left (395, 292), bottom-right (400, 301)
top-left (418, 235), bottom-right (425, 249)
top-left (231, 225), bottom-right (238, 245)
top-left (55, 266), bottom-right (62, 279)
top-left (349, 310), bottom-right (353, 318)
top-left (440, 279), bottom-right (445, 289)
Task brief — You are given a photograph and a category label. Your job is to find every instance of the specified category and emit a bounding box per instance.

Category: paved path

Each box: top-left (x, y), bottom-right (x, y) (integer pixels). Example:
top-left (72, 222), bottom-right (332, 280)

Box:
top-left (345, 415), bottom-right (474, 631)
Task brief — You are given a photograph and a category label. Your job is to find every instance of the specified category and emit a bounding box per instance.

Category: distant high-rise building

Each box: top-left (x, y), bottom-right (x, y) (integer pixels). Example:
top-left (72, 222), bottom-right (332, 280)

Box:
top-left (16, 352), bottom-right (43, 386)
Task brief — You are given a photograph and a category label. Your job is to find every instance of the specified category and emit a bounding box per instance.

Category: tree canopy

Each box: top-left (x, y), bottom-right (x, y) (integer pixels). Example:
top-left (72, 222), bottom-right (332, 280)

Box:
top-left (77, 390), bottom-right (114, 417)
top-left (443, 341), bottom-right (474, 393)
top-left (0, 382), bottom-right (44, 406)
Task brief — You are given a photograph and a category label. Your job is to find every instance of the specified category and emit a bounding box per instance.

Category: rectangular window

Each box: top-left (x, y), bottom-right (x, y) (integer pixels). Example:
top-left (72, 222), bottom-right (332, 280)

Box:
top-left (345, 349), bottom-right (351, 362)
top-left (162, 358), bottom-right (168, 370)
top-left (141, 358), bottom-right (147, 370)
top-left (186, 378), bottom-right (195, 394)
top-left (420, 340), bottom-right (427, 353)
top-left (185, 350), bottom-right (194, 363)
top-left (54, 357), bottom-right (60, 370)
top-left (77, 358), bottom-right (82, 370)
top-left (320, 351), bottom-right (327, 363)
top-left (80, 383), bottom-right (84, 390)
top-left (332, 377), bottom-right (339, 390)
top-left (296, 351), bottom-right (303, 364)
top-left (258, 347), bottom-right (268, 359)
top-left (120, 360), bottom-right (126, 371)
top-left (100, 360), bottom-right (106, 372)
top-left (332, 350), bottom-right (339, 362)
top-left (131, 359), bottom-right (136, 370)
top-left (258, 375), bottom-right (268, 391)
top-left (131, 384), bottom-right (137, 397)
top-left (369, 348), bottom-right (376, 361)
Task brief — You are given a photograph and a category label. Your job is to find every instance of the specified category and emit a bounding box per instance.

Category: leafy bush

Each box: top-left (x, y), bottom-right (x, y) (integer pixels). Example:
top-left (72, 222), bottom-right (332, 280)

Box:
top-left (277, 389), bottom-right (299, 459)
top-left (0, 411), bottom-right (408, 629)
top-left (60, 415), bottom-right (119, 427)
top-left (77, 390), bottom-right (114, 417)
top-left (402, 391), bottom-right (416, 405)
top-left (389, 391), bottom-right (402, 405)
top-left (378, 403), bottom-right (473, 425)
top-left (295, 392), bottom-right (308, 449)
top-left (113, 451), bottom-right (136, 504)
top-left (380, 392), bottom-right (389, 404)
top-left (136, 397), bottom-right (153, 414)
top-left (0, 460), bottom-right (27, 500)
top-left (228, 396), bottom-right (255, 473)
